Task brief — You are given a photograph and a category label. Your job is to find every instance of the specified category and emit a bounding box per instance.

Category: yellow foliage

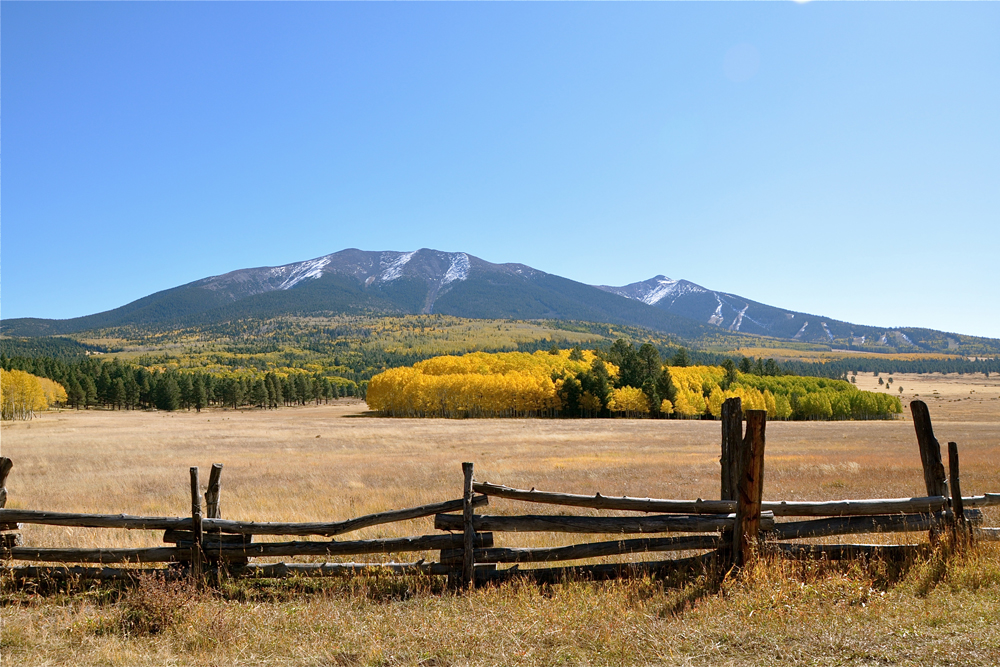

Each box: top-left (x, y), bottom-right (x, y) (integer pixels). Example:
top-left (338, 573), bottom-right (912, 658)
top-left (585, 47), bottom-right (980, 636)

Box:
top-left (608, 386), bottom-right (649, 416)
top-left (659, 399), bottom-right (674, 416)
top-left (706, 386), bottom-right (725, 418)
top-left (367, 350), bottom-right (597, 417)
top-left (39, 378), bottom-right (68, 407)
top-left (1, 369), bottom-right (61, 421)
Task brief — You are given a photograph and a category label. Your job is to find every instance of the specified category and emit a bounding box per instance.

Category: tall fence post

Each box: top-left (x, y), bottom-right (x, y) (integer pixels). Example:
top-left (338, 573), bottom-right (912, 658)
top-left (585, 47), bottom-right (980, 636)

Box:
top-left (190, 467), bottom-right (203, 581)
top-left (0, 458), bottom-right (22, 548)
top-left (948, 442), bottom-right (970, 543)
top-left (205, 464), bottom-right (223, 519)
top-left (462, 462), bottom-right (476, 590)
top-left (733, 410), bottom-right (766, 568)
top-left (0, 458), bottom-right (12, 510)
top-left (911, 400), bottom-right (948, 498)
top-left (720, 398), bottom-right (742, 502)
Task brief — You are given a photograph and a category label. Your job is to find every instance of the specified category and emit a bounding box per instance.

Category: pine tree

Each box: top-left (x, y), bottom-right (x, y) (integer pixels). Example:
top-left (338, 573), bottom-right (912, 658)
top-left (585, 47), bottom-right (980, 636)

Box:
top-left (81, 376), bottom-right (98, 409)
top-left (154, 375), bottom-right (180, 411)
top-left (252, 378), bottom-right (268, 408)
top-left (193, 375), bottom-right (208, 412)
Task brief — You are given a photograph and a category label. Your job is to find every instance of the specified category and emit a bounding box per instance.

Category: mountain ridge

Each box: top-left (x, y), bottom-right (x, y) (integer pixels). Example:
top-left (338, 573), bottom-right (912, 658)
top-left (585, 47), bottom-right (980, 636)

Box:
top-left (3, 248), bottom-right (997, 355)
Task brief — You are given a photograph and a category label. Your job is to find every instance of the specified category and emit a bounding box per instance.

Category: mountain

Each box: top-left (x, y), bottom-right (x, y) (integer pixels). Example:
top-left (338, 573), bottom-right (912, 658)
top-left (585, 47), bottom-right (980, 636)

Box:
top-left (595, 275), bottom-right (994, 353)
top-left (597, 275), bottom-right (845, 343)
top-left (0, 249), bottom-right (713, 340)
top-left (3, 249), bottom-right (997, 356)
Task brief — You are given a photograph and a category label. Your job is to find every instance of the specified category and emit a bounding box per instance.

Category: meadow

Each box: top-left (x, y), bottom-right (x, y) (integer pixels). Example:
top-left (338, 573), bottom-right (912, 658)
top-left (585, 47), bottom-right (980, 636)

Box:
top-left (1, 372), bottom-right (999, 665)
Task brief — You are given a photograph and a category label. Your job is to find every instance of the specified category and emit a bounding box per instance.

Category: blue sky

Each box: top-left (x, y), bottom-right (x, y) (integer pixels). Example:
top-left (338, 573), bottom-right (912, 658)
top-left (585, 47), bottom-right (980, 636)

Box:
top-left (2, 2), bottom-right (998, 338)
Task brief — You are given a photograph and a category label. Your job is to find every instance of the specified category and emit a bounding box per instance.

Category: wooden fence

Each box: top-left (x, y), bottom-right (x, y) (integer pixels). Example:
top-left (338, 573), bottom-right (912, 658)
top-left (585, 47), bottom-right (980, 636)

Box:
top-left (1, 399), bottom-right (997, 589)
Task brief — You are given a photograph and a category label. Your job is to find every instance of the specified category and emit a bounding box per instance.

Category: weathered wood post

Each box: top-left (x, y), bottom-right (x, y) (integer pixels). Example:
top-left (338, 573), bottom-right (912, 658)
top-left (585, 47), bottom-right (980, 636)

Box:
top-left (190, 467), bottom-right (203, 581)
top-left (948, 442), bottom-right (969, 544)
top-left (205, 463), bottom-right (223, 520)
top-left (0, 458), bottom-right (12, 510)
top-left (0, 457), bottom-right (22, 548)
top-left (911, 400), bottom-right (948, 498)
top-left (733, 410), bottom-right (766, 568)
top-left (720, 398), bottom-right (742, 502)
top-left (462, 462), bottom-right (476, 590)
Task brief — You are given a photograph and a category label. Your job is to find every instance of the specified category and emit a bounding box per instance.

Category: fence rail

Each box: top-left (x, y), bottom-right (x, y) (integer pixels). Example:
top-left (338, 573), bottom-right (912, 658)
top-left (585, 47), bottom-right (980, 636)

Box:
top-left (1, 399), bottom-right (996, 589)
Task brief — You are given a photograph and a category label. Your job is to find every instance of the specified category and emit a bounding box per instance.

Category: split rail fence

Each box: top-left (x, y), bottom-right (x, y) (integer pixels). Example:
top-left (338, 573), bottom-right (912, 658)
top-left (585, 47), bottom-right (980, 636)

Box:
top-left (1, 399), bottom-right (998, 589)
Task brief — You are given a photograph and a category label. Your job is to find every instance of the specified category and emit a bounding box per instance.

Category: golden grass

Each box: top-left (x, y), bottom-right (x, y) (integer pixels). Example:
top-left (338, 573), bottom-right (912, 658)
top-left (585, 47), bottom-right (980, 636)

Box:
top-left (2, 392), bottom-right (999, 665)
top-left (851, 371), bottom-right (1000, 423)
top-left (725, 347), bottom-right (966, 363)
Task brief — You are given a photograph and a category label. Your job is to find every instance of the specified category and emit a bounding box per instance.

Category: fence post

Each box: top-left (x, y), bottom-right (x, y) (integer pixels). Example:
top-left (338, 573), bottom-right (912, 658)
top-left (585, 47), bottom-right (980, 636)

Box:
top-left (720, 398), bottom-right (742, 502)
top-left (0, 457), bottom-right (22, 548)
top-left (205, 464), bottom-right (223, 519)
top-left (0, 458), bottom-right (12, 509)
top-left (733, 410), bottom-right (766, 568)
top-left (190, 467), bottom-right (203, 581)
top-left (462, 462), bottom-right (476, 590)
top-left (911, 401), bottom-right (948, 498)
top-left (948, 442), bottom-right (969, 544)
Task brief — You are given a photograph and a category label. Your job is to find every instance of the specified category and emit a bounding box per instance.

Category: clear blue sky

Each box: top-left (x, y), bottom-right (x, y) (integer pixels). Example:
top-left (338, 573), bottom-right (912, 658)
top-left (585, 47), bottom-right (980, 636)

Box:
top-left (3, 2), bottom-right (998, 338)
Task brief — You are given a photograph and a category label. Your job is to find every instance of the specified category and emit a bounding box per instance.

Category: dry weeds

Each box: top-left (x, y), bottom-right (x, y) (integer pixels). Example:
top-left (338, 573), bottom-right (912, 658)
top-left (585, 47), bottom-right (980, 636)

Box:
top-left (1, 391), bottom-right (999, 665)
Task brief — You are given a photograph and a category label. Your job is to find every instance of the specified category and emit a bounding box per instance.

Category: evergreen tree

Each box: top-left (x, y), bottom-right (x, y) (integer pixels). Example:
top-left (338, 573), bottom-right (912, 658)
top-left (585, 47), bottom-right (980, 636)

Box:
top-left (193, 375), bottom-right (208, 412)
top-left (66, 377), bottom-right (85, 409)
top-left (641, 379), bottom-right (660, 417)
top-left (178, 374), bottom-right (194, 410)
top-left (81, 375), bottom-right (98, 409)
top-left (671, 347), bottom-right (690, 367)
top-left (637, 344), bottom-right (661, 381)
top-left (559, 375), bottom-right (582, 416)
top-left (124, 373), bottom-right (140, 409)
top-left (722, 359), bottom-right (738, 389)
top-left (111, 377), bottom-right (126, 410)
top-left (154, 374), bottom-right (180, 411)
top-left (655, 367), bottom-right (677, 405)
top-left (251, 378), bottom-right (268, 408)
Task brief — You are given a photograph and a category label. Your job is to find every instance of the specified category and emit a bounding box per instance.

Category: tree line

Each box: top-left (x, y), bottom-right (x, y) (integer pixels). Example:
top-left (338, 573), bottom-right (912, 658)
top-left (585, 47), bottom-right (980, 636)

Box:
top-left (0, 355), bottom-right (360, 412)
top-left (368, 340), bottom-right (902, 420)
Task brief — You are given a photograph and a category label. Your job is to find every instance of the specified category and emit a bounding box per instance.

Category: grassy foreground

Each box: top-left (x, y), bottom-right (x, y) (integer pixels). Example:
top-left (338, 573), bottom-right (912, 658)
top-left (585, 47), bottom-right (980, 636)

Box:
top-left (2, 384), bottom-right (998, 665)
top-left (3, 540), bottom-right (999, 666)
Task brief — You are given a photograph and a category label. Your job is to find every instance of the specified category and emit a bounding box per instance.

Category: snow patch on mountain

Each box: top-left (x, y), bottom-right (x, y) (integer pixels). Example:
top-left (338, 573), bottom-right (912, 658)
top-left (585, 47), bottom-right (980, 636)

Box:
top-left (729, 304), bottom-right (749, 332)
top-left (442, 253), bottom-right (470, 285)
top-left (821, 322), bottom-right (834, 341)
top-left (709, 296), bottom-right (724, 325)
top-left (277, 257), bottom-right (331, 290)
top-left (379, 251), bottom-right (416, 282)
top-left (640, 278), bottom-right (680, 305)
top-left (793, 322), bottom-right (809, 339)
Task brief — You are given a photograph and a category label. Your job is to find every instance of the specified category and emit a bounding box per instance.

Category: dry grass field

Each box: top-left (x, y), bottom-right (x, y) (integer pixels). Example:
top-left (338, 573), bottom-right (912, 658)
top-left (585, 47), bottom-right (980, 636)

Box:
top-left (2, 378), bottom-right (999, 666)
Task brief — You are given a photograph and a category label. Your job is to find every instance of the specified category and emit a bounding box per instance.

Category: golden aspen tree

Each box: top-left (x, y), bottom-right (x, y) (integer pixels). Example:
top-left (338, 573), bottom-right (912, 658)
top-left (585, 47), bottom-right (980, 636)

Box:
top-left (1, 369), bottom-right (51, 421)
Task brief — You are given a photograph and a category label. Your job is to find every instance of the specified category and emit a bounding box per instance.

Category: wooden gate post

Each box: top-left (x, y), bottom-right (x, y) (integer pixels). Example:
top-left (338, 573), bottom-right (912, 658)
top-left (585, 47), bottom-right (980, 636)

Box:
top-left (733, 410), bottom-right (766, 568)
top-left (205, 464), bottom-right (223, 520)
top-left (190, 467), bottom-right (204, 581)
top-left (948, 442), bottom-right (970, 544)
top-left (462, 462), bottom-right (476, 590)
top-left (910, 401), bottom-right (948, 498)
top-left (721, 398), bottom-right (742, 502)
